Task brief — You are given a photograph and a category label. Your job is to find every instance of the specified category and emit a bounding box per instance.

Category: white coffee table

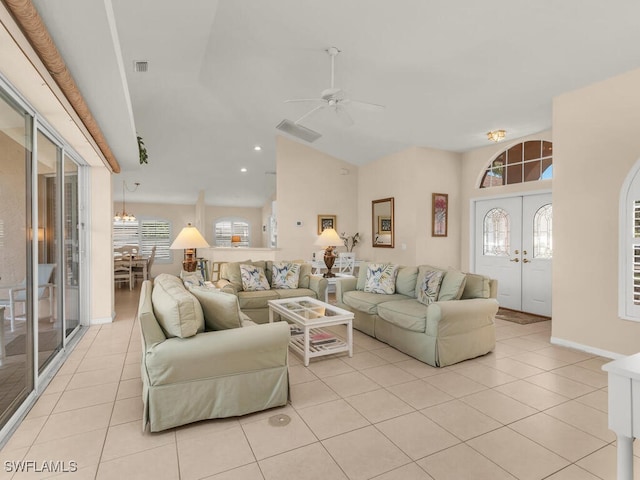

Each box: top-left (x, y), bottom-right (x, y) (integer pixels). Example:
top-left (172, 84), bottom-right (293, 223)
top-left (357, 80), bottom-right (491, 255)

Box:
top-left (268, 296), bottom-right (353, 366)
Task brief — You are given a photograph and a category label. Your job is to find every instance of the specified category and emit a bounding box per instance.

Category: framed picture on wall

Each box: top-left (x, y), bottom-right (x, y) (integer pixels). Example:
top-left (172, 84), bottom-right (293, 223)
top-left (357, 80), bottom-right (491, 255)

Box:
top-left (432, 193), bottom-right (448, 237)
top-left (317, 214), bottom-right (337, 234)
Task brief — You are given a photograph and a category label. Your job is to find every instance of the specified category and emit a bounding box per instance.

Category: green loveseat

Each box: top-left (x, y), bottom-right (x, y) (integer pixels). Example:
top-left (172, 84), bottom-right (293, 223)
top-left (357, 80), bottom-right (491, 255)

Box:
top-left (216, 260), bottom-right (328, 323)
top-left (138, 274), bottom-right (290, 432)
top-left (335, 264), bottom-right (498, 367)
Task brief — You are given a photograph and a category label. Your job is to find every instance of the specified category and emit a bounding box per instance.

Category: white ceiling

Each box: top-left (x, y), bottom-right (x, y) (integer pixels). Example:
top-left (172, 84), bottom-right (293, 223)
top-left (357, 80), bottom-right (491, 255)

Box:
top-left (33, 0), bottom-right (640, 207)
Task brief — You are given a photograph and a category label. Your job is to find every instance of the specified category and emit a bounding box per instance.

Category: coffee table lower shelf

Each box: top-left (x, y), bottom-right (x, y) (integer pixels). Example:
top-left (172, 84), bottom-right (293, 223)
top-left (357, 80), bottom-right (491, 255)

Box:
top-left (289, 327), bottom-right (349, 364)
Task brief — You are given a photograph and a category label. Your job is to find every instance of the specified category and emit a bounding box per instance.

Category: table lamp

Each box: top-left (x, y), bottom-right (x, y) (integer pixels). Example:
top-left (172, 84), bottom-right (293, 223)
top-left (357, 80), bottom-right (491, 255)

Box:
top-left (314, 228), bottom-right (342, 278)
top-left (170, 223), bottom-right (210, 272)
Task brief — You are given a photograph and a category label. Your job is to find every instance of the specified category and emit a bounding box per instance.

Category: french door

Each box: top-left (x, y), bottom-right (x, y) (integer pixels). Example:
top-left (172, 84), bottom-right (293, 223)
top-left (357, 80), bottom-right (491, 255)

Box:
top-left (474, 193), bottom-right (552, 316)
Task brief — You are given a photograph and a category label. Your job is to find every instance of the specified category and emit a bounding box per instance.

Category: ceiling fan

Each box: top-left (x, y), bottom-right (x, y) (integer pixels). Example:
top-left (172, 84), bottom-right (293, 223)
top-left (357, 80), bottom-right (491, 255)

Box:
top-left (285, 47), bottom-right (385, 126)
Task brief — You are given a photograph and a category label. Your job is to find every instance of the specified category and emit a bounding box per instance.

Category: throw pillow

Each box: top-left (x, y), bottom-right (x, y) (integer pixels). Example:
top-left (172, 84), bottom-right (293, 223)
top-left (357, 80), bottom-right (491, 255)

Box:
top-left (180, 270), bottom-right (204, 287)
top-left (363, 263), bottom-right (399, 294)
top-left (152, 273), bottom-right (204, 338)
top-left (188, 286), bottom-right (242, 330)
top-left (438, 269), bottom-right (467, 301)
top-left (271, 261), bottom-right (301, 289)
top-left (240, 264), bottom-right (270, 291)
top-left (416, 269), bottom-right (444, 305)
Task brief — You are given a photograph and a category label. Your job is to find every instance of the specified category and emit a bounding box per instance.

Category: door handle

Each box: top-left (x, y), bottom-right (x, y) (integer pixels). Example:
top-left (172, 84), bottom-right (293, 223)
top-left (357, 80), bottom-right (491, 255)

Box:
top-left (509, 258), bottom-right (520, 262)
top-left (523, 258), bottom-right (530, 263)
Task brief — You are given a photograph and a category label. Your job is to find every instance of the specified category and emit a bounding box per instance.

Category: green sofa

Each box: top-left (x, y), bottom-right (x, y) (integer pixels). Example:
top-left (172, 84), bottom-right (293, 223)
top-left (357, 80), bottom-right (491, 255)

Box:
top-left (335, 264), bottom-right (498, 367)
top-left (216, 260), bottom-right (328, 323)
top-left (138, 274), bottom-right (290, 432)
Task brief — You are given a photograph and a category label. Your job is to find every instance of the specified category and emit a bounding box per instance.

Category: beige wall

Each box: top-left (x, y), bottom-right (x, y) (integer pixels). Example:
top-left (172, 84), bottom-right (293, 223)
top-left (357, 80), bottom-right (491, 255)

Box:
top-left (276, 136), bottom-right (358, 261)
top-left (356, 146), bottom-right (462, 268)
top-left (552, 68), bottom-right (640, 356)
top-left (459, 130), bottom-right (553, 271)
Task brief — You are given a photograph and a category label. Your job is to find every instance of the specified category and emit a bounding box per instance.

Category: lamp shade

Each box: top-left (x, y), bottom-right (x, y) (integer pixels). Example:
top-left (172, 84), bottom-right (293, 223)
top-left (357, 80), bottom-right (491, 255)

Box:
top-left (170, 223), bottom-right (210, 250)
top-left (314, 228), bottom-right (342, 247)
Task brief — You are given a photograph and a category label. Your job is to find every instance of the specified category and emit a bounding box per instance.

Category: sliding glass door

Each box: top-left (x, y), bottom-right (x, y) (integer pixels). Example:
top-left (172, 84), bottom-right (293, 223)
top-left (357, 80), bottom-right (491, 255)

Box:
top-left (0, 84), bottom-right (84, 434)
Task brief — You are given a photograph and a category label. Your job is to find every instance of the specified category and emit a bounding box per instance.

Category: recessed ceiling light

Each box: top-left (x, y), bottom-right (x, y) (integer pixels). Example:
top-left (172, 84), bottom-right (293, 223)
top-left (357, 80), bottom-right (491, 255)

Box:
top-left (240, 167), bottom-right (248, 173)
top-left (254, 145), bottom-right (262, 151)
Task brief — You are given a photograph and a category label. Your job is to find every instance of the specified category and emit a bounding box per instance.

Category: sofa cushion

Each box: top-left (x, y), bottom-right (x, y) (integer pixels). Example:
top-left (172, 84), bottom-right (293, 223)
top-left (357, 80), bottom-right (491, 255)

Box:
top-left (343, 290), bottom-right (413, 315)
top-left (356, 262), bottom-right (369, 291)
top-left (240, 264), bottom-right (270, 291)
top-left (271, 261), bottom-right (301, 289)
top-left (438, 269), bottom-right (467, 301)
top-left (461, 273), bottom-right (491, 299)
top-left (415, 268), bottom-right (444, 305)
top-left (237, 289), bottom-right (280, 310)
top-left (274, 288), bottom-right (317, 300)
top-left (364, 263), bottom-right (399, 294)
top-left (152, 273), bottom-right (204, 338)
top-left (396, 266), bottom-right (419, 297)
top-left (377, 299), bottom-right (428, 332)
top-left (189, 286), bottom-right (242, 330)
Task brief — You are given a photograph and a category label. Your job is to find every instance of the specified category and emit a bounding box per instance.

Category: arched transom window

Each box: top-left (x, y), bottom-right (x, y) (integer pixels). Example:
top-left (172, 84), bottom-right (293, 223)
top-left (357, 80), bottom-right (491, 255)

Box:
top-left (480, 140), bottom-right (553, 188)
top-left (483, 208), bottom-right (510, 256)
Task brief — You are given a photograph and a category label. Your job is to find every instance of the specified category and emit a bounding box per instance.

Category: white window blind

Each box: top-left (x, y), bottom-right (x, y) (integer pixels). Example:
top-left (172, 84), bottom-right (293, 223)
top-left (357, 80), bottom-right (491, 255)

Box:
top-left (633, 201), bottom-right (640, 306)
top-left (214, 219), bottom-right (250, 247)
top-left (113, 219), bottom-right (172, 263)
top-left (140, 220), bottom-right (171, 261)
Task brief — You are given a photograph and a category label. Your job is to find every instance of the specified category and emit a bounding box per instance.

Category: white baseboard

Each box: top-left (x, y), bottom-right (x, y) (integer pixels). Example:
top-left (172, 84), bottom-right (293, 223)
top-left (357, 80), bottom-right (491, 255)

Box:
top-left (90, 315), bottom-right (113, 325)
top-left (550, 336), bottom-right (625, 360)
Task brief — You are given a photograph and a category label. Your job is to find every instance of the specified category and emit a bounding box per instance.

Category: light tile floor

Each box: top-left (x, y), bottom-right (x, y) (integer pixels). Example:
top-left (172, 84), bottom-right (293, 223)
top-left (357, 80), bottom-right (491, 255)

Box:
top-left (1, 287), bottom-right (639, 479)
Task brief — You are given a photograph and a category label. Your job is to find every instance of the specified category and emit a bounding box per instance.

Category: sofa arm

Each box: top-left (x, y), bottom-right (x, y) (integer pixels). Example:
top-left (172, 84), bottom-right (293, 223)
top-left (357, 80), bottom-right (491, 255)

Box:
top-left (144, 321), bottom-right (290, 386)
top-left (215, 278), bottom-right (239, 295)
top-left (335, 277), bottom-right (357, 306)
top-left (425, 298), bottom-right (499, 337)
top-left (309, 275), bottom-right (328, 302)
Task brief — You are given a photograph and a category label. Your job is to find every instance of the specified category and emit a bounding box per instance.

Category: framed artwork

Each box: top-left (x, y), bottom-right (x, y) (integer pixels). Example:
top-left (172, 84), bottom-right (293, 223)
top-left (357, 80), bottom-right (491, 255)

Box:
top-left (378, 216), bottom-right (392, 233)
top-left (432, 193), bottom-right (448, 237)
top-left (317, 214), bottom-right (337, 234)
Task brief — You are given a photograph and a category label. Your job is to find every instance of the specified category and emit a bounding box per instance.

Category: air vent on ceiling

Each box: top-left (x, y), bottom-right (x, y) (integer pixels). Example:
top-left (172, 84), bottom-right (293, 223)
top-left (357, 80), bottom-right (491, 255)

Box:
top-left (275, 119), bottom-right (321, 143)
top-left (134, 61), bottom-right (148, 73)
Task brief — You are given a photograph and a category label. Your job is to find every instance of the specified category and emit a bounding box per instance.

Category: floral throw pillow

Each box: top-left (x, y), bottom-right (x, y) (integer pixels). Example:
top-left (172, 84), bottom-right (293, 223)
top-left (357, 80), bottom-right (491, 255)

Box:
top-left (363, 263), bottom-right (398, 294)
top-left (271, 262), bottom-right (300, 289)
top-left (240, 264), bottom-right (270, 291)
top-left (416, 269), bottom-right (444, 305)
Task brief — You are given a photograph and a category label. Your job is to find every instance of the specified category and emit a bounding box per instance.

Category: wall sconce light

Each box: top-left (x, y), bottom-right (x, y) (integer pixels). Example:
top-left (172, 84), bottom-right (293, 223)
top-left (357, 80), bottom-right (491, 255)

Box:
top-left (487, 130), bottom-right (506, 142)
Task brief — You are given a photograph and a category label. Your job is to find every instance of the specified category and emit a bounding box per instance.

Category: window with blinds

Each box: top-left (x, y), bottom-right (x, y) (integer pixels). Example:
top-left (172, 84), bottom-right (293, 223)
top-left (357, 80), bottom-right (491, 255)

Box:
top-left (633, 201), bottom-right (640, 306)
top-left (113, 219), bottom-right (172, 263)
top-left (214, 218), bottom-right (250, 247)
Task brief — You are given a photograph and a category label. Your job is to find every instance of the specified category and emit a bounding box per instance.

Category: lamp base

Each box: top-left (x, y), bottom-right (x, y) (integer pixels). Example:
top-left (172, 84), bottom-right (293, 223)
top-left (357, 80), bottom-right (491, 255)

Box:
top-left (183, 259), bottom-right (198, 272)
top-left (323, 248), bottom-right (336, 278)
top-left (183, 248), bottom-right (198, 272)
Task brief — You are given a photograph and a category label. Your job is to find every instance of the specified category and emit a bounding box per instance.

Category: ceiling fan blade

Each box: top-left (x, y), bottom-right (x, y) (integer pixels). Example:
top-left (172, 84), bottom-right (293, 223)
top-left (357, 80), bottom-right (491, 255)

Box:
top-left (284, 98), bottom-right (323, 104)
top-left (348, 99), bottom-right (386, 111)
top-left (335, 106), bottom-right (354, 126)
top-left (295, 104), bottom-right (325, 124)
